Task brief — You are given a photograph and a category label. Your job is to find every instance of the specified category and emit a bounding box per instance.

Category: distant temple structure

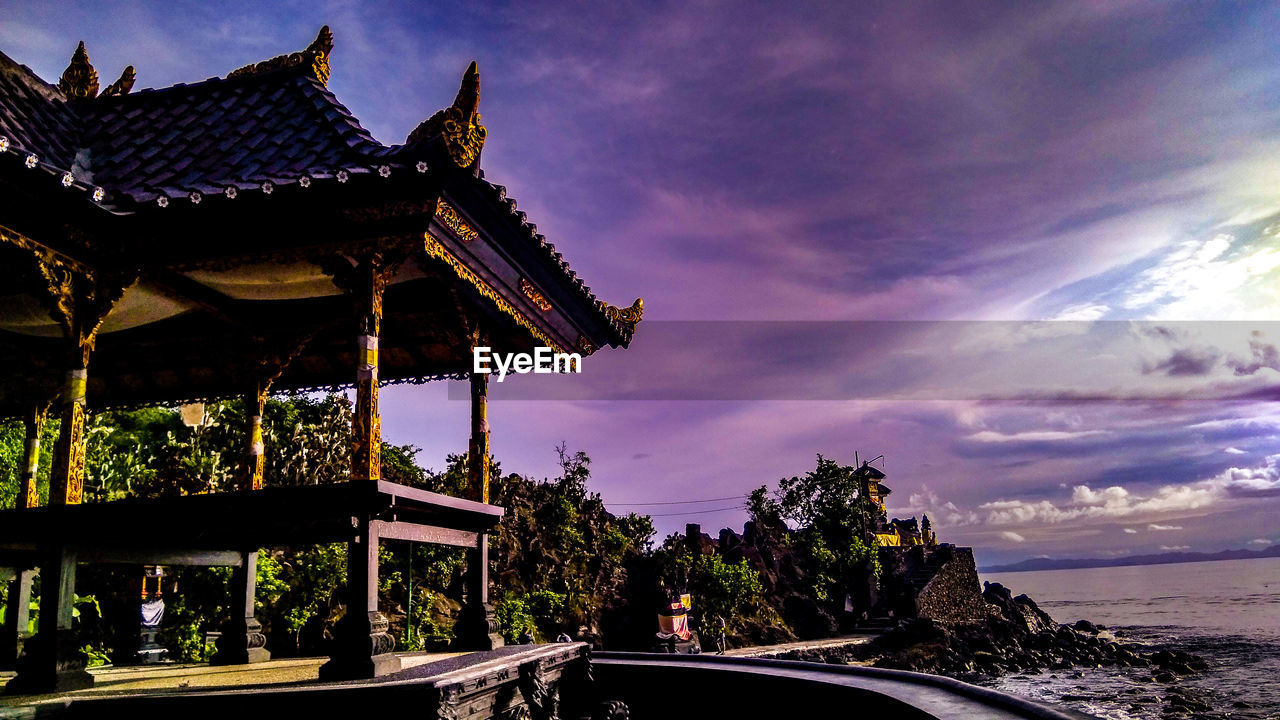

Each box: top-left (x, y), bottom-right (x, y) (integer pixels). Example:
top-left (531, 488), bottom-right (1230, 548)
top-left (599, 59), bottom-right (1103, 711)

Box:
top-left (0, 27), bottom-right (641, 694)
top-left (856, 462), bottom-right (936, 548)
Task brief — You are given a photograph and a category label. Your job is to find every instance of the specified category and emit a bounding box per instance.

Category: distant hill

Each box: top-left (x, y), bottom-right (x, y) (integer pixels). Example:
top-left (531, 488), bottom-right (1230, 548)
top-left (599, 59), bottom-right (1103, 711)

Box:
top-left (980, 543), bottom-right (1280, 573)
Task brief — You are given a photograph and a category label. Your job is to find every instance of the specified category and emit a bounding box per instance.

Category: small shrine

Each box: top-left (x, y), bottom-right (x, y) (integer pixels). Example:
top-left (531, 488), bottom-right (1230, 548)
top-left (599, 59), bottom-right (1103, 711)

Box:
top-left (0, 27), bottom-right (641, 694)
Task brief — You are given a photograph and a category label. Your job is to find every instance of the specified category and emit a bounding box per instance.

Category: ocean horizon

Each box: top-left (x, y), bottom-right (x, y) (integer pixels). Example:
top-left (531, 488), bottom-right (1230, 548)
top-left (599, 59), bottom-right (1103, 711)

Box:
top-left (982, 556), bottom-right (1280, 719)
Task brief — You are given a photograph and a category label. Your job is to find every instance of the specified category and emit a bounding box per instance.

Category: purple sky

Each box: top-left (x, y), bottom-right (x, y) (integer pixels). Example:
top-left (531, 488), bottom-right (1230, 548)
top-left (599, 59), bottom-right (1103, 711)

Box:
top-left (7, 1), bottom-right (1280, 564)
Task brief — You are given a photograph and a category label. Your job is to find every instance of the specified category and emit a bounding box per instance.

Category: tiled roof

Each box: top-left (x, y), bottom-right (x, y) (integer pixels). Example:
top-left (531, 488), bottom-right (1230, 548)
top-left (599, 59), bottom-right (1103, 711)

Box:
top-left (0, 33), bottom-right (638, 347)
top-left (0, 51), bottom-right (81, 171)
top-left (81, 72), bottom-right (387, 204)
top-left (0, 45), bottom-right (389, 209)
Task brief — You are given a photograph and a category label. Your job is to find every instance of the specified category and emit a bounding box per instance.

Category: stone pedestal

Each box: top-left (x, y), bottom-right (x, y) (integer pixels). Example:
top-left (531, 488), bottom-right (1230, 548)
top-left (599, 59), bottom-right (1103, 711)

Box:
top-left (455, 600), bottom-right (504, 651)
top-left (0, 569), bottom-right (34, 669)
top-left (6, 547), bottom-right (92, 694)
top-left (453, 533), bottom-right (504, 651)
top-left (210, 552), bottom-right (270, 666)
top-left (319, 523), bottom-right (400, 680)
top-left (319, 610), bottom-right (400, 680)
top-left (210, 615), bottom-right (270, 666)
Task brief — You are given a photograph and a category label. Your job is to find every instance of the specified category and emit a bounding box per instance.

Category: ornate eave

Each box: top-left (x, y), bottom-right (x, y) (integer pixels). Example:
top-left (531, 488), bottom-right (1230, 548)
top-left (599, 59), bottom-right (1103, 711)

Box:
top-left (0, 25), bottom-right (644, 416)
top-left (227, 25), bottom-right (333, 86)
top-left (405, 61), bottom-right (487, 169)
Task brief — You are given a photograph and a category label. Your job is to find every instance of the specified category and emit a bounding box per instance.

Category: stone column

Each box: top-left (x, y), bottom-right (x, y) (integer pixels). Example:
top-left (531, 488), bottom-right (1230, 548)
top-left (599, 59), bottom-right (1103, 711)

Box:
top-left (9, 547), bottom-right (92, 693)
top-left (0, 569), bottom-right (35, 668)
top-left (319, 518), bottom-right (399, 679)
top-left (211, 552), bottom-right (270, 665)
top-left (455, 371), bottom-right (503, 651)
top-left (4, 407), bottom-right (43, 669)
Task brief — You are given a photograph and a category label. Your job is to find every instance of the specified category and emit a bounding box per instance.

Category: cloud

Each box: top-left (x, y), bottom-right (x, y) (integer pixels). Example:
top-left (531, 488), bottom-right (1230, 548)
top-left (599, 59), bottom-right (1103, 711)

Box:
top-left (903, 486), bottom-right (980, 527)
top-left (1143, 346), bottom-right (1222, 377)
top-left (967, 429), bottom-right (1108, 443)
top-left (1124, 528), bottom-right (1139, 534)
top-left (1160, 545), bottom-right (1191, 551)
top-left (981, 481), bottom-right (1219, 525)
top-left (1248, 538), bottom-right (1272, 546)
top-left (1225, 447), bottom-right (1247, 455)
top-left (1000, 531), bottom-right (1027, 543)
top-left (1148, 523), bottom-right (1183, 531)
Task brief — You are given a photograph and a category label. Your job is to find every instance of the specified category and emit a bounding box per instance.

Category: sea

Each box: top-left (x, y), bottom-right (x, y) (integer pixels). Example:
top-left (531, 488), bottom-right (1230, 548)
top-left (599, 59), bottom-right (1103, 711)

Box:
top-left (982, 557), bottom-right (1280, 720)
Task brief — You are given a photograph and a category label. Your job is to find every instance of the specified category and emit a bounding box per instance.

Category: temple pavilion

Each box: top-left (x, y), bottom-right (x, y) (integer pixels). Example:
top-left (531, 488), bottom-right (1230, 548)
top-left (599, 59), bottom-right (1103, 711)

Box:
top-left (0, 27), bottom-right (641, 693)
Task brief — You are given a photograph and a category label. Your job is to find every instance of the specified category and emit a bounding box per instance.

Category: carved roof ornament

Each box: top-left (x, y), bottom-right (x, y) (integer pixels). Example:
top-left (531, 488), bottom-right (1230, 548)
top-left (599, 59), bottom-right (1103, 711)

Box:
top-left (227, 25), bottom-right (334, 86)
top-left (406, 61), bottom-right (487, 169)
top-left (99, 66), bottom-right (136, 97)
top-left (604, 298), bottom-right (644, 327)
top-left (58, 41), bottom-right (99, 100)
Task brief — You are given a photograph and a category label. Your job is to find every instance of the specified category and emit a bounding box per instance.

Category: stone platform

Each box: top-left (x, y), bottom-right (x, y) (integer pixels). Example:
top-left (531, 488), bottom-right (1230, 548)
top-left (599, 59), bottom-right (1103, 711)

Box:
top-left (0, 644), bottom-right (596, 720)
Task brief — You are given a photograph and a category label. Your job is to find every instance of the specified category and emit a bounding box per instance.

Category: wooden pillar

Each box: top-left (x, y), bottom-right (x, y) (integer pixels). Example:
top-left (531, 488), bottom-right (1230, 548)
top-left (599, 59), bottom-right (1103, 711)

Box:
top-left (319, 518), bottom-right (400, 679)
top-left (17, 407), bottom-right (45, 509)
top-left (456, 369), bottom-right (502, 650)
top-left (210, 551), bottom-right (270, 665)
top-left (350, 261), bottom-right (385, 482)
top-left (0, 569), bottom-right (35, 668)
top-left (468, 372), bottom-right (490, 503)
top-left (47, 366), bottom-right (88, 507)
top-left (243, 382), bottom-right (267, 491)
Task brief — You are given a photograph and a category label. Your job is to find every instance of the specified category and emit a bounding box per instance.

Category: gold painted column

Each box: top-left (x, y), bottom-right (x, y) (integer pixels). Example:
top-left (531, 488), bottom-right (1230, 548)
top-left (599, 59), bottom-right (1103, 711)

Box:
top-left (243, 382), bottom-right (267, 491)
top-left (351, 262), bottom-right (385, 482)
top-left (17, 407), bottom-right (45, 509)
top-left (48, 365), bottom-right (88, 507)
top-left (468, 371), bottom-right (489, 503)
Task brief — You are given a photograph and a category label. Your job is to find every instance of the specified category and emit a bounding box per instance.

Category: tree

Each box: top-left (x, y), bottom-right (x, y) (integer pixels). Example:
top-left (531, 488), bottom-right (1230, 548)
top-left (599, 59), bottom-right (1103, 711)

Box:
top-left (777, 455), bottom-right (880, 606)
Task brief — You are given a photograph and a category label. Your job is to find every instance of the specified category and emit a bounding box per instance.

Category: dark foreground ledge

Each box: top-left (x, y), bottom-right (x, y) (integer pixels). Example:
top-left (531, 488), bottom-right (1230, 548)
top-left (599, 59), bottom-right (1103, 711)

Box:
top-left (1, 645), bottom-right (1097, 720)
top-left (592, 652), bottom-right (1099, 720)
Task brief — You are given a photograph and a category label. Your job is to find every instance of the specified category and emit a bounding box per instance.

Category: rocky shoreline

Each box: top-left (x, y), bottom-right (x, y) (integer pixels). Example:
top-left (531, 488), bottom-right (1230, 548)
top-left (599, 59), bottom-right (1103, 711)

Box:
top-left (765, 582), bottom-right (1232, 719)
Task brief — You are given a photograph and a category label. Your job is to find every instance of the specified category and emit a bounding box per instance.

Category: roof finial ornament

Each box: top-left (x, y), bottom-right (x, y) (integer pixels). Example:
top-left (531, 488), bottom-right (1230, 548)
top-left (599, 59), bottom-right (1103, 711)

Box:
top-left (604, 298), bottom-right (644, 327)
top-left (405, 61), bottom-right (487, 169)
top-left (58, 41), bottom-right (99, 100)
top-left (99, 66), bottom-right (136, 97)
top-left (226, 25), bottom-right (333, 86)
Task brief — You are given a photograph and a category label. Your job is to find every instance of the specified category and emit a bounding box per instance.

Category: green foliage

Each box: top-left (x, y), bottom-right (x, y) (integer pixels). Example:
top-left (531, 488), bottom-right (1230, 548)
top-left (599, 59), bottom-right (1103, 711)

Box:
top-left (777, 455), bottom-right (880, 605)
top-left (0, 416), bottom-right (58, 508)
top-left (654, 539), bottom-right (766, 632)
top-left (264, 395), bottom-right (352, 486)
top-left (489, 444), bottom-right (654, 639)
top-left (494, 592), bottom-right (533, 643)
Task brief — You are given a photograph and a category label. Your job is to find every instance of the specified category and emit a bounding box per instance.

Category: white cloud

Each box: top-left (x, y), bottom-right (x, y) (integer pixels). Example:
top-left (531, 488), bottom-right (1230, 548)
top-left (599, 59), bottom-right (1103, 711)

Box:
top-left (967, 429), bottom-right (1108, 443)
top-left (1225, 447), bottom-right (1247, 455)
top-left (1000, 531), bottom-right (1027, 543)
top-left (1116, 229), bottom-right (1280, 320)
top-left (1248, 538), bottom-right (1272, 546)
top-left (1124, 528), bottom-right (1139, 534)
top-left (1160, 545), bottom-right (1191, 551)
top-left (1148, 523), bottom-right (1183, 531)
top-left (981, 480), bottom-right (1219, 525)
top-left (1051, 302), bottom-right (1111, 321)
top-left (903, 486), bottom-right (980, 527)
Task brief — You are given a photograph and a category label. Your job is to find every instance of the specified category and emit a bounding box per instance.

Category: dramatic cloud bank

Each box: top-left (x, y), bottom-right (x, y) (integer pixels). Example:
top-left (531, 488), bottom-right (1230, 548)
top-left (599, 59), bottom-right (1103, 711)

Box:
top-left (6, 2), bottom-right (1280, 562)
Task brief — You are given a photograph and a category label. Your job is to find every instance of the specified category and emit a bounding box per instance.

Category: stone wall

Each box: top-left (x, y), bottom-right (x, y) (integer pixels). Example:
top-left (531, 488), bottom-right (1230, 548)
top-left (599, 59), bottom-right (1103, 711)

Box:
top-left (914, 546), bottom-right (992, 624)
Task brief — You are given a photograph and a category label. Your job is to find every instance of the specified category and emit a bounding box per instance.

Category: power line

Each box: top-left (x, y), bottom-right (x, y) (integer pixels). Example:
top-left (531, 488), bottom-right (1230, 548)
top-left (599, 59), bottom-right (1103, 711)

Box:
top-left (608, 495), bottom-right (747, 506)
top-left (644, 505), bottom-right (747, 517)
